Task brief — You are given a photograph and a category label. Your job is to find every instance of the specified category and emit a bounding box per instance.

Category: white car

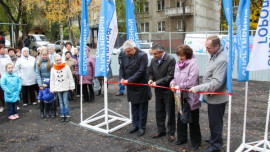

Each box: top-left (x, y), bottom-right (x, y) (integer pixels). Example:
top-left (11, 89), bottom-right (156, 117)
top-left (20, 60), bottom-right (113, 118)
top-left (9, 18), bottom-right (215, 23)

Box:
top-left (29, 34), bottom-right (50, 51)
top-left (112, 42), bottom-right (153, 55)
top-left (139, 42), bottom-right (152, 55)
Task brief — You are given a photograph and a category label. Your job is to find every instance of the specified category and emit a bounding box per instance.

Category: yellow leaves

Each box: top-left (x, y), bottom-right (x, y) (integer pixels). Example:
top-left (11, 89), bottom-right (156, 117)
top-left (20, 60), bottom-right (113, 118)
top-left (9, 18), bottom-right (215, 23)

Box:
top-left (23, 0), bottom-right (81, 24)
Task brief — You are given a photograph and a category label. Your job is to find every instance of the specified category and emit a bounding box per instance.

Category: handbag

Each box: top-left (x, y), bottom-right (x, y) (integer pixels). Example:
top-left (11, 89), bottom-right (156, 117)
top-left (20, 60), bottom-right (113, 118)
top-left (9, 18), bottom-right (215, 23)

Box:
top-left (92, 77), bottom-right (101, 92)
top-left (180, 91), bottom-right (192, 123)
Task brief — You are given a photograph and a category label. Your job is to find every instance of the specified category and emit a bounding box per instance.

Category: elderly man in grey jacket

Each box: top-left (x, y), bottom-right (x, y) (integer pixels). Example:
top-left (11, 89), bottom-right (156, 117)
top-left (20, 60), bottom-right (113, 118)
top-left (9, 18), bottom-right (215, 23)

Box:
top-left (190, 35), bottom-right (228, 152)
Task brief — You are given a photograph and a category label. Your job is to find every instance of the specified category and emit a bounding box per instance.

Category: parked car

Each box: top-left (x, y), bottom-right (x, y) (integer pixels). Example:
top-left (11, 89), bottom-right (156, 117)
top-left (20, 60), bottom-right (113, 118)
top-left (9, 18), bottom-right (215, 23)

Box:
top-left (5, 40), bottom-right (11, 48)
top-left (112, 42), bottom-right (152, 55)
top-left (29, 34), bottom-right (49, 51)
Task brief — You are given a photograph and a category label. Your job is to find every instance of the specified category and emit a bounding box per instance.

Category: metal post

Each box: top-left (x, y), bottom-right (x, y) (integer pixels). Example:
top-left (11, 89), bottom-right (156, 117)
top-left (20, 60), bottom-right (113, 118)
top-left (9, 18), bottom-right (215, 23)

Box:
top-left (242, 82), bottom-right (248, 144)
top-left (169, 32), bottom-right (171, 54)
top-left (227, 95), bottom-right (232, 152)
top-left (263, 89), bottom-right (270, 150)
top-left (80, 76), bottom-right (83, 123)
top-left (11, 24), bottom-right (14, 47)
top-left (104, 77), bottom-right (109, 131)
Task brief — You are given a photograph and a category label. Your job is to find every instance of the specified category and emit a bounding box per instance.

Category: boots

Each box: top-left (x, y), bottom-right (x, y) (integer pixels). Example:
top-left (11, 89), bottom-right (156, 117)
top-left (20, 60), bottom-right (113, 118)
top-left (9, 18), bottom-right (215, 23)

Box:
top-left (40, 101), bottom-right (44, 119)
top-left (40, 112), bottom-right (44, 119)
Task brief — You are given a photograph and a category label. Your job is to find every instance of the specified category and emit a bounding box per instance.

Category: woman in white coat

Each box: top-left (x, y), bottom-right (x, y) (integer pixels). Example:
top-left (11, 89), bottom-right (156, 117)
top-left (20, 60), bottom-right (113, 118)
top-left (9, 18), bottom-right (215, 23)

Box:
top-left (14, 47), bottom-right (37, 106)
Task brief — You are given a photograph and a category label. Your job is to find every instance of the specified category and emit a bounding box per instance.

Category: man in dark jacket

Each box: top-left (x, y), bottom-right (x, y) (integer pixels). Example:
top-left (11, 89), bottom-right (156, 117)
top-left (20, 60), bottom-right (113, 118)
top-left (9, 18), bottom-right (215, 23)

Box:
top-left (148, 43), bottom-right (176, 142)
top-left (120, 40), bottom-right (149, 137)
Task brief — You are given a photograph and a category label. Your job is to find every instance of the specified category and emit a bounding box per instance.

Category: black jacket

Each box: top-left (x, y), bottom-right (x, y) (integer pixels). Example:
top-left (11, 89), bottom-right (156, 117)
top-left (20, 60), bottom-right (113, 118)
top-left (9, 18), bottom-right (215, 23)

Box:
top-left (120, 48), bottom-right (149, 104)
top-left (148, 53), bottom-right (176, 88)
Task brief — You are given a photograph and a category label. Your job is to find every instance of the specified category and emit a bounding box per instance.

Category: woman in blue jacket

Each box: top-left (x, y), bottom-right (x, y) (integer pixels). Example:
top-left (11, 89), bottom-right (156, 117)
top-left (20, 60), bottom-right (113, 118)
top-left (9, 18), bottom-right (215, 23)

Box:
top-left (36, 46), bottom-right (54, 118)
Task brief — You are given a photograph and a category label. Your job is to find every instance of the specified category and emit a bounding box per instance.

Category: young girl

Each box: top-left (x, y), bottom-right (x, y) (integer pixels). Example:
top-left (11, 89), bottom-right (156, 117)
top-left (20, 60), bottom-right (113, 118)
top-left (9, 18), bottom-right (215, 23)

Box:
top-left (50, 54), bottom-right (75, 122)
top-left (1, 63), bottom-right (21, 120)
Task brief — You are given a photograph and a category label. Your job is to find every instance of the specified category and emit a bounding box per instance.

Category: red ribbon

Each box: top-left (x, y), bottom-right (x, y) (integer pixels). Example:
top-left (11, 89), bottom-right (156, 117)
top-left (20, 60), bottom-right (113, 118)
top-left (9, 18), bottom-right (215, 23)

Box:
top-left (106, 81), bottom-right (232, 95)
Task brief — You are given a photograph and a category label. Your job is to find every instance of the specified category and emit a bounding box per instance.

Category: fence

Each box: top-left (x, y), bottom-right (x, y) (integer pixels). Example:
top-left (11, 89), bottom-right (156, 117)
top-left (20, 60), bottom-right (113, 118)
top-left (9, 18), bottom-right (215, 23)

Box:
top-left (114, 31), bottom-right (256, 53)
top-left (111, 30), bottom-right (270, 82)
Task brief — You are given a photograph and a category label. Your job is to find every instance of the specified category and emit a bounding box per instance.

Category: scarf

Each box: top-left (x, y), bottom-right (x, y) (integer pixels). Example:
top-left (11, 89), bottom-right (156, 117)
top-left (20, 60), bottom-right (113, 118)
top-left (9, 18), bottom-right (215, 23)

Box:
top-left (53, 63), bottom-right (66, 70)
top-left (177, 60), bottom-right (187, 69)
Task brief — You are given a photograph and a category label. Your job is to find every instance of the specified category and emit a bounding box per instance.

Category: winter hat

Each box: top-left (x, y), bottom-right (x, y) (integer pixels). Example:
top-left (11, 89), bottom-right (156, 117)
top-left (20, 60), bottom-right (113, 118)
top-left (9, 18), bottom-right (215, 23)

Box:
top-left (21, 47), bottom-right (29, 54)
top-left (65, 51), bottom-right (72, 56)
top-left (42, 78), bottom-right (50, 87)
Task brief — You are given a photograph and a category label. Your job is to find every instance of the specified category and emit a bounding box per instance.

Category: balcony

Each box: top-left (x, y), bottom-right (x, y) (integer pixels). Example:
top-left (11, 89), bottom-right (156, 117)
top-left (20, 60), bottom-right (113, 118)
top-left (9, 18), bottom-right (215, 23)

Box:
top-left (165, 5), bottom-right (194, 17)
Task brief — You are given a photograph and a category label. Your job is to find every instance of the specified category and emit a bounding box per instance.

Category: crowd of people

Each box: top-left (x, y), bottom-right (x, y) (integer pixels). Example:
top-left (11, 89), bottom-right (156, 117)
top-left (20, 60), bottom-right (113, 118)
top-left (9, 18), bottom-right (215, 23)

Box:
top-left (0, 35), bottom-right (227, 152)
top-left (0, 41), bottom-right (98, 123)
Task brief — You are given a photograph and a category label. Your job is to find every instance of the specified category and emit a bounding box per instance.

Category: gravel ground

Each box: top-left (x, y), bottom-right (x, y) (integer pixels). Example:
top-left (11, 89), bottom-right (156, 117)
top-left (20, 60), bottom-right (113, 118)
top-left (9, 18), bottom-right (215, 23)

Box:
top-left (0, 77), bottom-right (269, 152)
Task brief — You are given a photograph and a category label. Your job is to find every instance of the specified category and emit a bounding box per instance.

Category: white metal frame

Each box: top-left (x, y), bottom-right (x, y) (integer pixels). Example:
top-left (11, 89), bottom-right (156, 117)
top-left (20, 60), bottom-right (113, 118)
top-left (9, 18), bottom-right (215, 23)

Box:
top-left (236, 85), bottom-right (270, 152)
top-left (79, 76), bottom-right (132, 134)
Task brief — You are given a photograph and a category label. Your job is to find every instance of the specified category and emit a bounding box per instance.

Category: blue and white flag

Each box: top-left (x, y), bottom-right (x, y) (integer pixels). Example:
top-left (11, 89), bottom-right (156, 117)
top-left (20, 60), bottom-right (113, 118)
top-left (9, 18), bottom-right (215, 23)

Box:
top-left (95, 0), bottom-right (118, 77)
top-left (247, 0), bottom-right (270, 71)
top-left (79, 0), bottom-right (92, 76)
top-left (125, 0), bottom-right (140, 48)
top-left (236, 0), bottom-right (250, 81)
top-left (223, 0), bottom-right (234, 93)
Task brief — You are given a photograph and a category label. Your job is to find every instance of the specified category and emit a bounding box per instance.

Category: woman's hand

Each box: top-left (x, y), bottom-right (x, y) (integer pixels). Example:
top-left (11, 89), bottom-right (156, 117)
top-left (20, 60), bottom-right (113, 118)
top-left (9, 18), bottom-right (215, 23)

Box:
top-left (171, 84), bottom-right (176, 92)
top-left (39, 87), bottom-right (44, 90)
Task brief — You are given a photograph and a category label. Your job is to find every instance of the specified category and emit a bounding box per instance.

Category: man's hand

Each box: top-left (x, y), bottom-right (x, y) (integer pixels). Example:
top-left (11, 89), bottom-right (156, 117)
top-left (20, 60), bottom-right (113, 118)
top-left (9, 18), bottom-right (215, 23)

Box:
top-left (37, 100), bottom-right (40, 103)
top-left (148, 80), bottom-right (153, 85)
top-left (39, 87), bottom-right (44, 90)
top-left (149, 82), bottom-right (156, 88)
top-left (189, 87), bottom-right (196, 93)
top-left (121, 79), bottom-right (128, 85)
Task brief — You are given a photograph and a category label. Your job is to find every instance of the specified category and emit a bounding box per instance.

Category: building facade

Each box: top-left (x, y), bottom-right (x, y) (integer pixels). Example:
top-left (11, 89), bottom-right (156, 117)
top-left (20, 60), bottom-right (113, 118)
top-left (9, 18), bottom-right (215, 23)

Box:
top-left (136, 0), bottom-right (221, 33)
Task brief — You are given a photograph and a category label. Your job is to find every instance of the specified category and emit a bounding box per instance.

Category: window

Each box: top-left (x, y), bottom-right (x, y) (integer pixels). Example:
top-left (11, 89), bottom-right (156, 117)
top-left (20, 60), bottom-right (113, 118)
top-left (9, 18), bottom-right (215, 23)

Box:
top-left (177, 20), bottom-right (183, 31)
top-left (145, 2), bottom-right (149, 12)
top-left (140, 22), bottom-right (149, 33)
top-left (138, 2), bottom-right (149, 13)
top-left (157, 0), bottom-right (165, 11)
top-left (177, 0), bottom-right (181, 8)
top-left (158, 22), bottom-right (165, 32)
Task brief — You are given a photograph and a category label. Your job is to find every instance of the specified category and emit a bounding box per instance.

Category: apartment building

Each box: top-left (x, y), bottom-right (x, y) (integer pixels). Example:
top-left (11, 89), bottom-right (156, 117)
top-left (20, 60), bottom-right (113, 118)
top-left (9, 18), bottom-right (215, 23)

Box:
top-left (136, 0), bottom-right (221, 33)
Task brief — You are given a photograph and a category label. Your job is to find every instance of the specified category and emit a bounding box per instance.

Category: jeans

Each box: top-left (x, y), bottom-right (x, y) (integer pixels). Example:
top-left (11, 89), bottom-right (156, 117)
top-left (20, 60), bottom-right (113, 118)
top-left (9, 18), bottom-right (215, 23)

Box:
top-left (118, 83), bottom-right (125, 94)
top-left (7, 102), bottom-right (17, 116)
top-left (57, 91), bottom-right (70, 117)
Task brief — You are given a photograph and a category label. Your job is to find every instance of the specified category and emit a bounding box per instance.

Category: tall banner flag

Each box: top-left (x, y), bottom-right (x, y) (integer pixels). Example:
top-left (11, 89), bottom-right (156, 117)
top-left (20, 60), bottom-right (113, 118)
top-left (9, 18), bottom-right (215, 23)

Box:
top-left (247, 0), bottom-right (270, 71)
top-left (125, 0), bottom-right (140, 48)
top-left (223, 0), bottom-right (234, 93)
top-left (236, 0), bottom-right (250, 81)
top-left (95, 0), bottom-right (118, 77)
top-left (79, 0), bottom-right (92, 75)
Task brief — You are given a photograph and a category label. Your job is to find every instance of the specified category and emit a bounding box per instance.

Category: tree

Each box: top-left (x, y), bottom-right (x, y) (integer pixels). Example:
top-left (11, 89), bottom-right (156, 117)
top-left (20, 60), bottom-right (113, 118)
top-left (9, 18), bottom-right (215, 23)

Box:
top-left (23, 0), bottom-right (81, 44)
top-left (0, 0), bottom-right (23, 46)
top-left (220, 0), bottom-right (263, 31)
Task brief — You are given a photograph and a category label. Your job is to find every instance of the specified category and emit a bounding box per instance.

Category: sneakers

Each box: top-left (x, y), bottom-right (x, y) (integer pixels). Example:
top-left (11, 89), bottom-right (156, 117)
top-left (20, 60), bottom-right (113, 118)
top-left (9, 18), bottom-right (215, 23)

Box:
top-left (13, 114), bottom-right (19, 119)
top-left (33, 102), bottom-right (37, 105)
top-left (23, 104), bottom-right (27, 106)
top-left (60, 117), bottom-right (65, 122)
top-left (0, 107), bottom-right (4, 113)
top-left (8, 115), bottom-right (16, 120)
